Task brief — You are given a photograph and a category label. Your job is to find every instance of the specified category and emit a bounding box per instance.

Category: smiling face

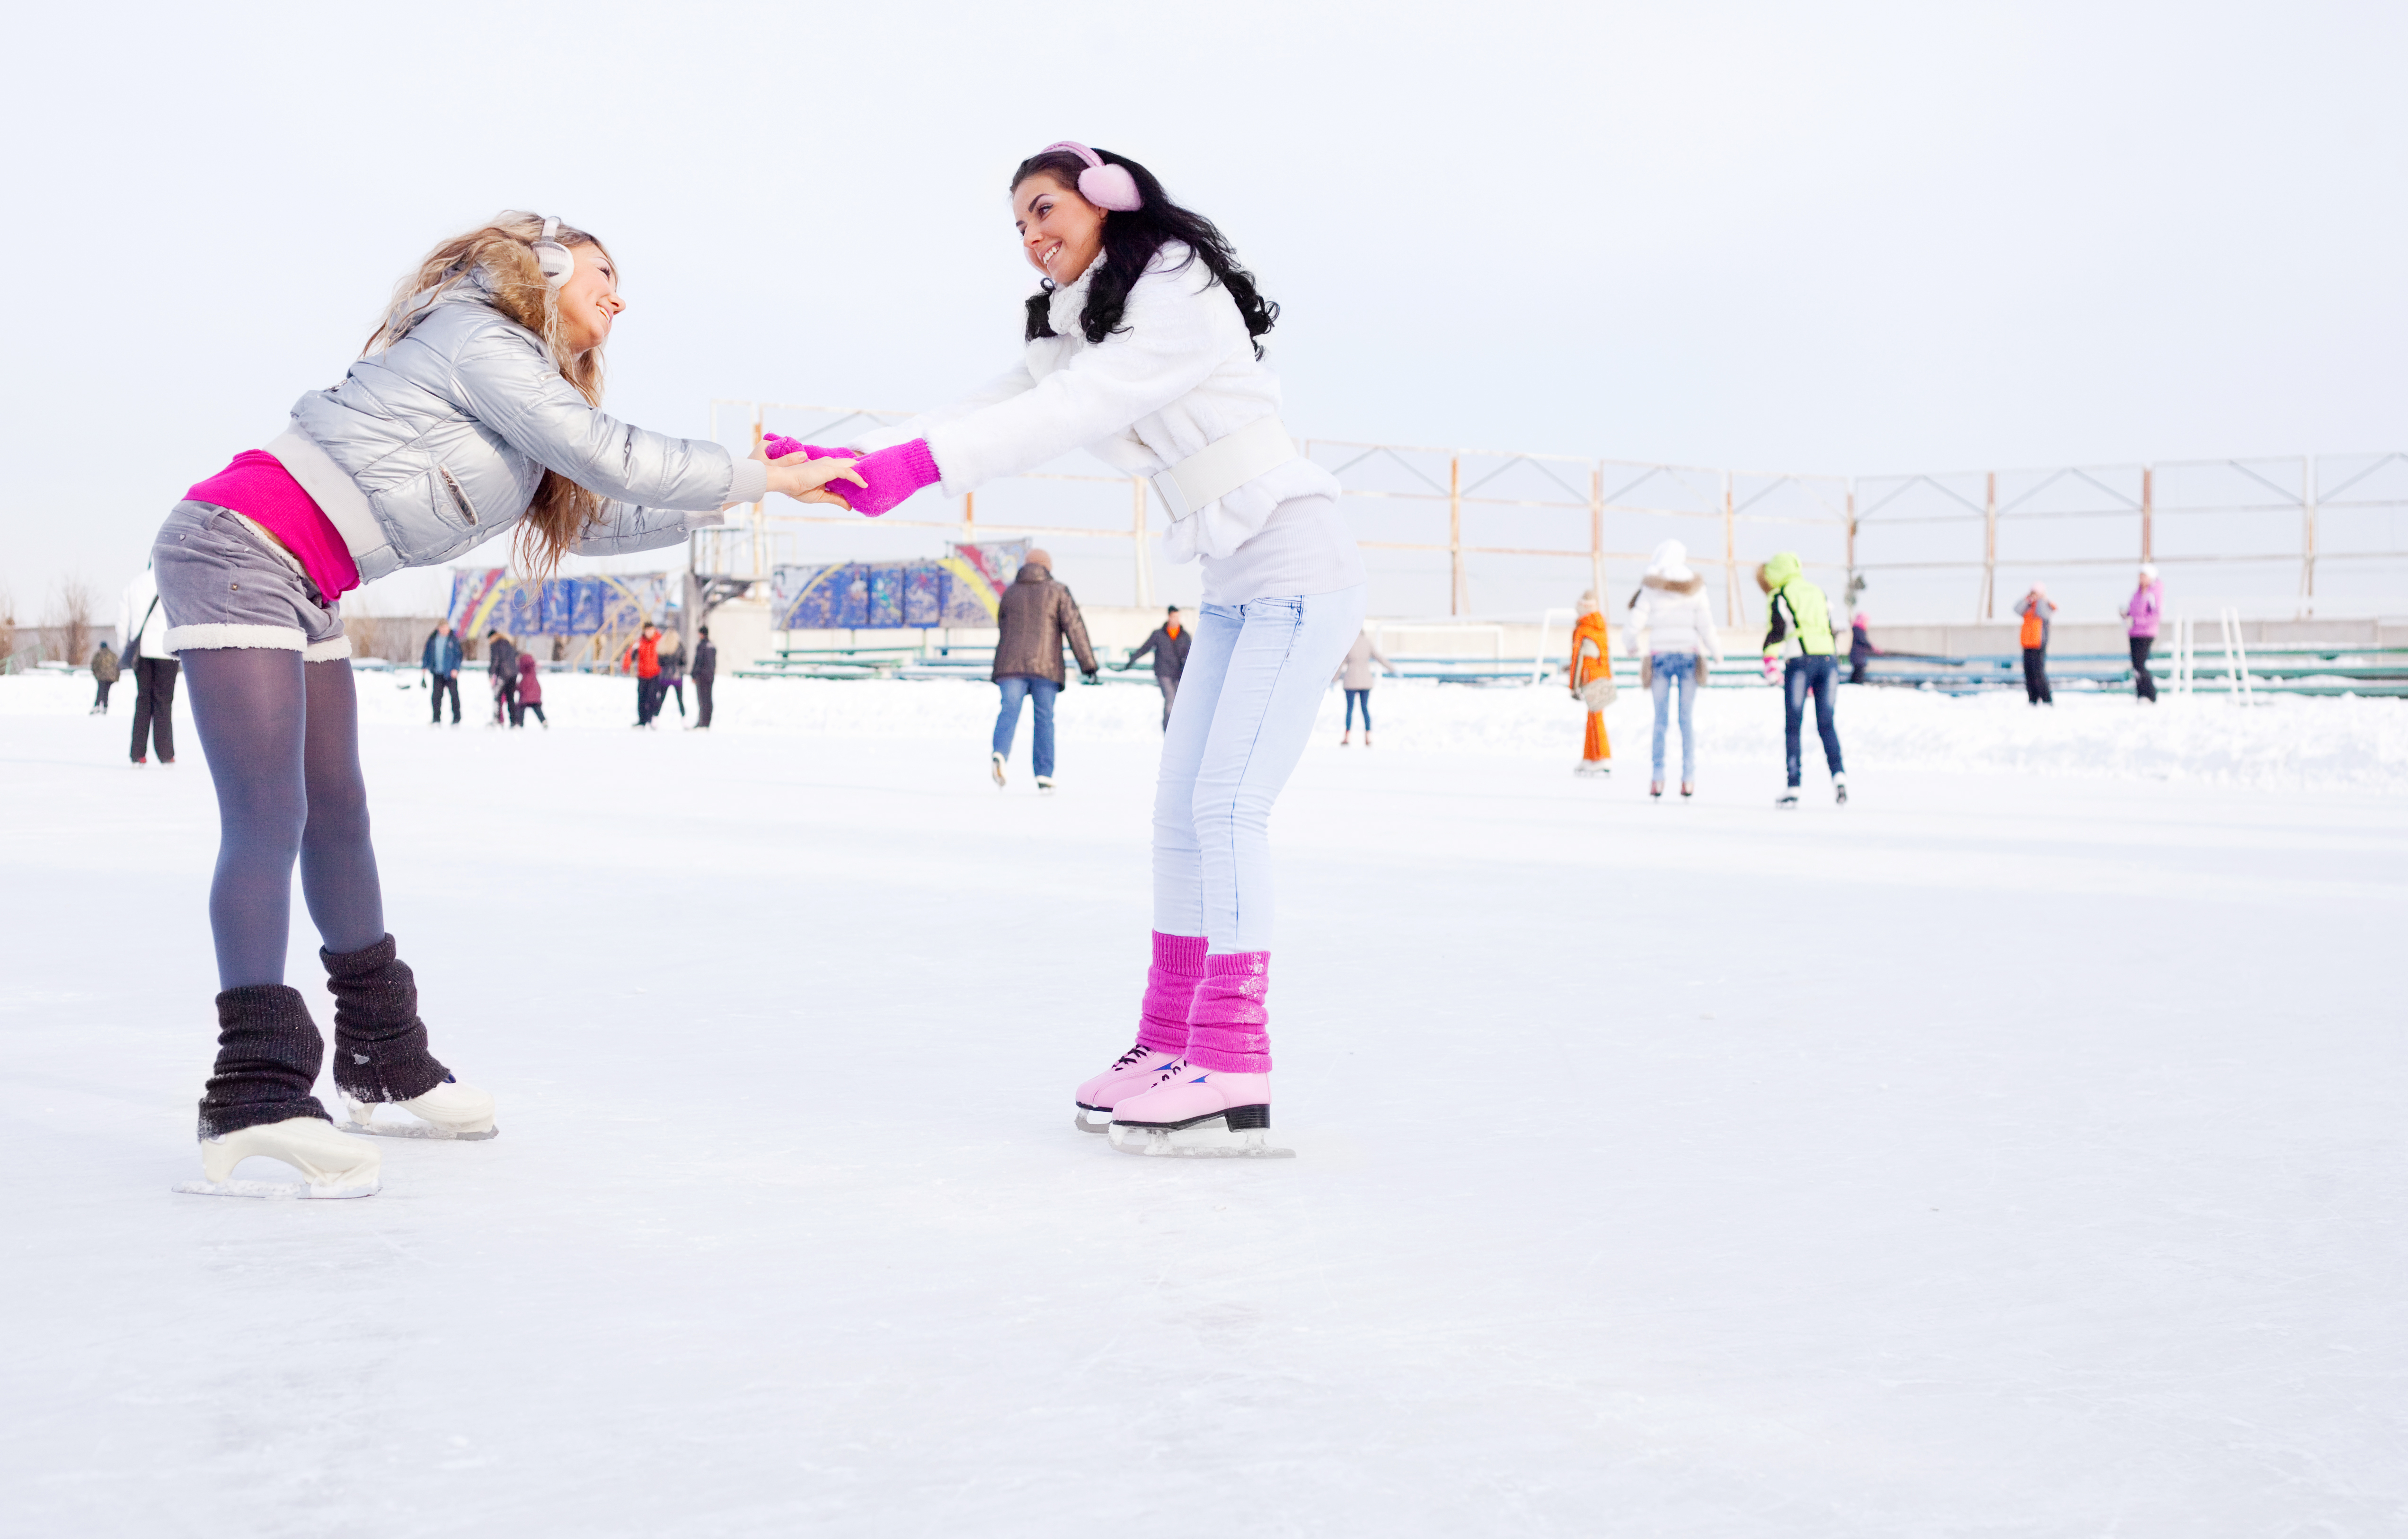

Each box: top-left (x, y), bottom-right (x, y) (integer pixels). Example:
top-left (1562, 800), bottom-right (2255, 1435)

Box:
top-left (554, 241), bottom-right (623, 354)
top-left (1012, 173), bottom-right (1106, 287)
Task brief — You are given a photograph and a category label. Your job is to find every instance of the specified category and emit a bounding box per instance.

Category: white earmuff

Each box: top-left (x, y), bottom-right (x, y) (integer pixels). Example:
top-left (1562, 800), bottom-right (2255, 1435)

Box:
top-left (530, 216), bottom-right (575, 288)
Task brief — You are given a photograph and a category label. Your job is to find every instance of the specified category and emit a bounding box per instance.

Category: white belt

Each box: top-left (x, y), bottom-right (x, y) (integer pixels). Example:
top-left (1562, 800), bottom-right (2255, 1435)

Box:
top-left (1150, 416), bottom-right (1298, 522)
top-left (263, 427), bottom-right (391, 571)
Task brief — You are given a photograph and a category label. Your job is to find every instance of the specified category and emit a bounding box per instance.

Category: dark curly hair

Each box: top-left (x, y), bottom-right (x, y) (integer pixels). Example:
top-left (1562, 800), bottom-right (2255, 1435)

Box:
top-left (1012, 148), bottom-right (1277, 360)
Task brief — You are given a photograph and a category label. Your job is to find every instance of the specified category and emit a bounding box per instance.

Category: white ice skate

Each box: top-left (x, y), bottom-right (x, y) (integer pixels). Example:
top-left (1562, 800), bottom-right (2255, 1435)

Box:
top-left (1776, 789), bottom-right (1799, 808)
top-left (1833, 772), bottom-right (1849, 806)
top-left (177, 1116), bottom-right (381, 1199)
top-left (1036, 776), bottom-right (1055, 794)
top-left (342, 1077), bottom-right (498, 1140)
top-left (990, 751), bottom-right (1007, 788)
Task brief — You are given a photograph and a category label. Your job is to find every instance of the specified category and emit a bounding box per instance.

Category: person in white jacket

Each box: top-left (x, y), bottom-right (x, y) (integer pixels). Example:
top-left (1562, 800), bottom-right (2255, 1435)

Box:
top-left (117, 562), bottom-right (179, 765)
top-left (1623, 540), bottom-right (1721, 798)
top-left (795, 143), bottom-right (1363, 1155)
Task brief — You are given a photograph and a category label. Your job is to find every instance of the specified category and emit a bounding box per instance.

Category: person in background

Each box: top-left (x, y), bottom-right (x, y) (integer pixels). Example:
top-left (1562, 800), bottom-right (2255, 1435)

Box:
top-left (656, 624), bottom-right (688, 721)
top-left (2014, 584), bottom-right (2056, 706)
top-left (628, 621), bottom-right (663, 727)
top-left (1332, 626), bottom-right (1396, 746)
top-left (1567, 590), bottom-right (1613, 778)
top-left (1848, 609), bottom-right (1877, 684)
top-left (1123, 605), bottom-right (1192, 728)
top-left (1624, 540), bottom-right (1719, 798)
top-left (90, 638), bottom-right (120, 715)
top-left (118, 561), bottom-right (177, 765)
top-left (691, 625), bottom-right (717, 729)
top-left (988, 549), bottom-right (1098, 791)
top-left (486, 629), bottom-right (519, 726)
top-left (421, 619), bottom-right (463, 725)
top-left (513, 651), bottom-right (546, 727)
top-left (2122, 563), bottom-right (2162, 703)
top-left (1758, 553), bottom-right (1847, 808)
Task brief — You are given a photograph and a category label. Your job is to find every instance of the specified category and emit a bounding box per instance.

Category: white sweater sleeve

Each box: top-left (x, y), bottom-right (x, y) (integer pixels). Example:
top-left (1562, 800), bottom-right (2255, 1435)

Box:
top-left (855, 363), bottom-right (1039, 453)
top-left (917, 264), bottom-right (1245, 494)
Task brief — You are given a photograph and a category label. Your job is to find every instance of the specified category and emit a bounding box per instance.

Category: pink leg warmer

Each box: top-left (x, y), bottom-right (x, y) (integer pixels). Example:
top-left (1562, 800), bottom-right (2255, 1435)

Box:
top-left (1137, 931), bottom-right (1208, 1056)
top-left (1185, 952), bottom-right (1272, 1074)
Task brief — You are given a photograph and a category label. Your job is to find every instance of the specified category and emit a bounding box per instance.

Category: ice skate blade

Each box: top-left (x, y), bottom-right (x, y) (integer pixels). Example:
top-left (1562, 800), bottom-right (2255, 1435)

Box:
top-left (173, 1177), bottom-right (378, 1200)
top-left (1107, 1120), bottom-right (1294, 1159)
top-left (341, 1116), bottom-right (498, 1141)
top-left (1074, 1107), bottom-right (1114, 1134)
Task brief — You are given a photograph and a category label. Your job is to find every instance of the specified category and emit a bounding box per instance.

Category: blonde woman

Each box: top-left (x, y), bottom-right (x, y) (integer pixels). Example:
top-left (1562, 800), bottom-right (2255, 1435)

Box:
top-left (1623, 540), bottom-right (1721, 797)
top-left (154, 213), bottom-right (859, 1198)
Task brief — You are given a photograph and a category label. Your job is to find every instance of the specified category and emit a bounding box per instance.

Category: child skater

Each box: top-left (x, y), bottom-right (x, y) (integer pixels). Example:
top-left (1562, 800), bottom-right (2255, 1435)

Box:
top-left (779, 143), bottom-right (1363, 1155)
top-left (157, 212), bottom-right (859, 1197)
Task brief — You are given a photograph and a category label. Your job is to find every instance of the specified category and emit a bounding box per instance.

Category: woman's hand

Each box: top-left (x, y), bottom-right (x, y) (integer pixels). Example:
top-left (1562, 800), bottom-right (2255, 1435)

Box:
top-left (765, 452), bottom-right (866, 508)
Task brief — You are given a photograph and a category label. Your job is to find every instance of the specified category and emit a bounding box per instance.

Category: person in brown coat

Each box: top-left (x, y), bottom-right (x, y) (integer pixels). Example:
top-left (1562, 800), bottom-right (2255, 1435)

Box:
top-left (989, 549), bottom-right (1098, 790)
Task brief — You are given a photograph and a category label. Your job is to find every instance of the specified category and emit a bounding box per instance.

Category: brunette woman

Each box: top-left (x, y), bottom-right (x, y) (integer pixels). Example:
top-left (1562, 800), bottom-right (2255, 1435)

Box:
top-left (789, 144), bottom-right (1363, 1155)
top-left (160, 212), bottom-right (858, 1196)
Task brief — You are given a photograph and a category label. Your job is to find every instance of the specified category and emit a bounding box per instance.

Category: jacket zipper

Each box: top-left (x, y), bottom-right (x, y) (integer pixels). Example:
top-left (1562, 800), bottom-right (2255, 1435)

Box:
top-left (438, 466), bottom-right (479, 525)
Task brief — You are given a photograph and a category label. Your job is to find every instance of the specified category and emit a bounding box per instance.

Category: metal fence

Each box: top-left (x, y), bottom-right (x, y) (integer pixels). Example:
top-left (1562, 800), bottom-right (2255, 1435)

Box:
top-left (698, 401), bottom-right (2408, 626)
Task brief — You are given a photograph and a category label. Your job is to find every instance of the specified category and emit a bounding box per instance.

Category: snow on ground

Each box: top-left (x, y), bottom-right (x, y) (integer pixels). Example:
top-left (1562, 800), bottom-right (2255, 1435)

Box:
top-left (2, 669), bottom-right (2404, 1536)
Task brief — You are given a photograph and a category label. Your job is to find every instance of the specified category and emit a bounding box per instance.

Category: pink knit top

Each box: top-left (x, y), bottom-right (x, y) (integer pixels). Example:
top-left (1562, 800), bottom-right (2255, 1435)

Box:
top-left (186, 451), bottom-right (363, 601)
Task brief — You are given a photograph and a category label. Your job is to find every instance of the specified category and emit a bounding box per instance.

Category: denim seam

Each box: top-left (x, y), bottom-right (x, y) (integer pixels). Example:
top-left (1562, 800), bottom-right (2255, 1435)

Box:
top-left (1203, 594), bottom-right (1308, 952)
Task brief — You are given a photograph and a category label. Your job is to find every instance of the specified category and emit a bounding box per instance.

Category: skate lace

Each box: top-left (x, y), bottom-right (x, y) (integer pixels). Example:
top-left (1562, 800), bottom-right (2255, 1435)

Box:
top-left (1111, 1043), bottom-right (1160, 1070)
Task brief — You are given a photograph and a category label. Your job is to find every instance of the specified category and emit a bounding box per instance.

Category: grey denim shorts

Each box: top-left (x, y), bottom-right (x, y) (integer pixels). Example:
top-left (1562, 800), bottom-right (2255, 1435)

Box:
top-left (152, 500), bottom-right (350, 661)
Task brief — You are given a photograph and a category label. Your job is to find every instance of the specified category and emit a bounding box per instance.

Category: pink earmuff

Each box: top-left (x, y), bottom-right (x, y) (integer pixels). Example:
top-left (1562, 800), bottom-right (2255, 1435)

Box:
top-left (1041, 141), bottom-right (1143, 212)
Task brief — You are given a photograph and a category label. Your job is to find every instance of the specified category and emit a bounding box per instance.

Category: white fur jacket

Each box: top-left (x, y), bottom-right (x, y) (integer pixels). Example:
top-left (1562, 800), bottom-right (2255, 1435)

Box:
top-left (1624, 572), bottom-right (1723, 658)
top-left (859, 242), bottom-right (1339, 563)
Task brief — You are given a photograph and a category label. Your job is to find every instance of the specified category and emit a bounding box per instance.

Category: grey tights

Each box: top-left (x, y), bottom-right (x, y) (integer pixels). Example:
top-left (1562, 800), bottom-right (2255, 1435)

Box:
top-left (179, 650), bottom-right (385, 989)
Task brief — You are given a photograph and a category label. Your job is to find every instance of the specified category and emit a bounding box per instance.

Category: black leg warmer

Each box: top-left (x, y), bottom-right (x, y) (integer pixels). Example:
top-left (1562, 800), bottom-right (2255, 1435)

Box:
top-left (321, 933), bottom-right (450, 1104)
top-left (198, 985), bottom-right (331, 1138)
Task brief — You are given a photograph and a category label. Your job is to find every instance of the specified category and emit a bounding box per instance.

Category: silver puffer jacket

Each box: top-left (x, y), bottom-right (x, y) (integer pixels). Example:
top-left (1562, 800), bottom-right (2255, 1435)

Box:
top-left (267, 273), bottom-right (763, 584)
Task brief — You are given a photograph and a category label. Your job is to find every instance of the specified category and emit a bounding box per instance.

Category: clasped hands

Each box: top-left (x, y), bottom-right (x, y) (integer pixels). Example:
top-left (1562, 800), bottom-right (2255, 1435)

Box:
top-left (752, 433), bottom-right (943, 518)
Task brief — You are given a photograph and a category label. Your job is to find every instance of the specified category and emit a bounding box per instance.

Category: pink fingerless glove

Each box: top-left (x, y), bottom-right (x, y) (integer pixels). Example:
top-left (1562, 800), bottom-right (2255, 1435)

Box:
top-left (837, 439), bottom-right (942, 517)
top-left (762, 434), bottom-right (855, 461)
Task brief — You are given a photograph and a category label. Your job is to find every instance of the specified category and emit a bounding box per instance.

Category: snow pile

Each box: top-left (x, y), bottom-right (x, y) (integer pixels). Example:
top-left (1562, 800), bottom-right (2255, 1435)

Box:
top-left (8, 666), bottom-right (2403, 791)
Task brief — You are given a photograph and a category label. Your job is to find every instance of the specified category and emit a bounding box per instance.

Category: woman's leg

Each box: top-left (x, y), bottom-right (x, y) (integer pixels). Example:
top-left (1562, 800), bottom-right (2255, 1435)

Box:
top-left (1192, 588), bottom-right (1367, 959)
top-left (1151, 611), bottom-right (1237, 942)
top-left (298, 659), bottom-right (385, 956)
top-left (182, 648), bottom-right (312, 988)
top-left (1649, 659), bottom-right (1671, 778)
top-left (1676, 656), bottom-right (1699, 783)
top-left (1360, 689), bottom-right (1372, 734)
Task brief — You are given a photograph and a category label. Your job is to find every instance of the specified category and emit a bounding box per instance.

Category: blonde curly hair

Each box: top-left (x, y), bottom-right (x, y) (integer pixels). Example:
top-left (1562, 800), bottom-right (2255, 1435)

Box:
top-left (366, 212), bottom-right (613, 571)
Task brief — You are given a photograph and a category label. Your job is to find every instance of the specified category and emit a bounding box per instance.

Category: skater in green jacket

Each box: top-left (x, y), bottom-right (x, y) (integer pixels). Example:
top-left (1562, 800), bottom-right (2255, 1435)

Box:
top-left (1757, 552), bottom-right (1847, 807)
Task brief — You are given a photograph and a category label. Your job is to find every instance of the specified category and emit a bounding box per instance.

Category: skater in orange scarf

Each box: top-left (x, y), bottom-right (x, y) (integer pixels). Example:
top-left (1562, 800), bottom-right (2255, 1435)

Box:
top-left (1568, 590), bottom-right (1613, 777)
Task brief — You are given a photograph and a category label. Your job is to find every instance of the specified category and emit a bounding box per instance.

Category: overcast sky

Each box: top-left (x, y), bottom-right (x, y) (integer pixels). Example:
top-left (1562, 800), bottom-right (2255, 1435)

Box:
top-left (4, 0), bottom-right (2400, 612)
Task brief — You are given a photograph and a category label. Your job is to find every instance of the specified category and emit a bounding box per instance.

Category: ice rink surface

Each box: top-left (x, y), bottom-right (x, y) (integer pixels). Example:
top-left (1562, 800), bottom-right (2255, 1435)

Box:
top-left (3, 670), bottom-right (2403, 1536)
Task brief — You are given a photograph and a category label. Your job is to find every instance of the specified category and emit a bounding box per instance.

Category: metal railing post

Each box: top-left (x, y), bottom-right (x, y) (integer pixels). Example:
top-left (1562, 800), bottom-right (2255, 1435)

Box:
top-left (2301, 456), bottom-right (2317, 615)
top-left (1980, 470), bottom-right (1998, 620)
top-left (1589, 464), bottom-right (1605, 610)
top-left (2140, 465), bottom-right (2154, 566)
top-left (1448, 455), bottom-right (1466, 616)
top-left (1722, 470), bottom-right (1738, 625)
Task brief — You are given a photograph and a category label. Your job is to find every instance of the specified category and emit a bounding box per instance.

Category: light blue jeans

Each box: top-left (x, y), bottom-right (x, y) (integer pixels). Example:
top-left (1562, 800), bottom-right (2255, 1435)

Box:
top-left (1153, 584), bottom-right (1368, 952)
top-left (1649, 651), bottom-right (1700, 782)
top-left (993, 675), bottom-right (1059, 778)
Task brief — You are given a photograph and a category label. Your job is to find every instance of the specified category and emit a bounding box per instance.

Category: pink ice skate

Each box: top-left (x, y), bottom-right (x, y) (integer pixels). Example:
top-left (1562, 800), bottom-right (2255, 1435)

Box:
top-left (1074, 931), bottom-right (1206, 1133)
top-left (1106, 952), bottom-right (1292, 1158)
top-left (1073, 1042), bottom-right (1184, 1133)
top-left (1106, 1063), bottom-right (1290, 1158)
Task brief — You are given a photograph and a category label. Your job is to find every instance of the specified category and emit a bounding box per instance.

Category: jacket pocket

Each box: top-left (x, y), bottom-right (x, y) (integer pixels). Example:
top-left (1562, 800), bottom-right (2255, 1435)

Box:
top-left (437, 466), bottom-right (480, 525)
